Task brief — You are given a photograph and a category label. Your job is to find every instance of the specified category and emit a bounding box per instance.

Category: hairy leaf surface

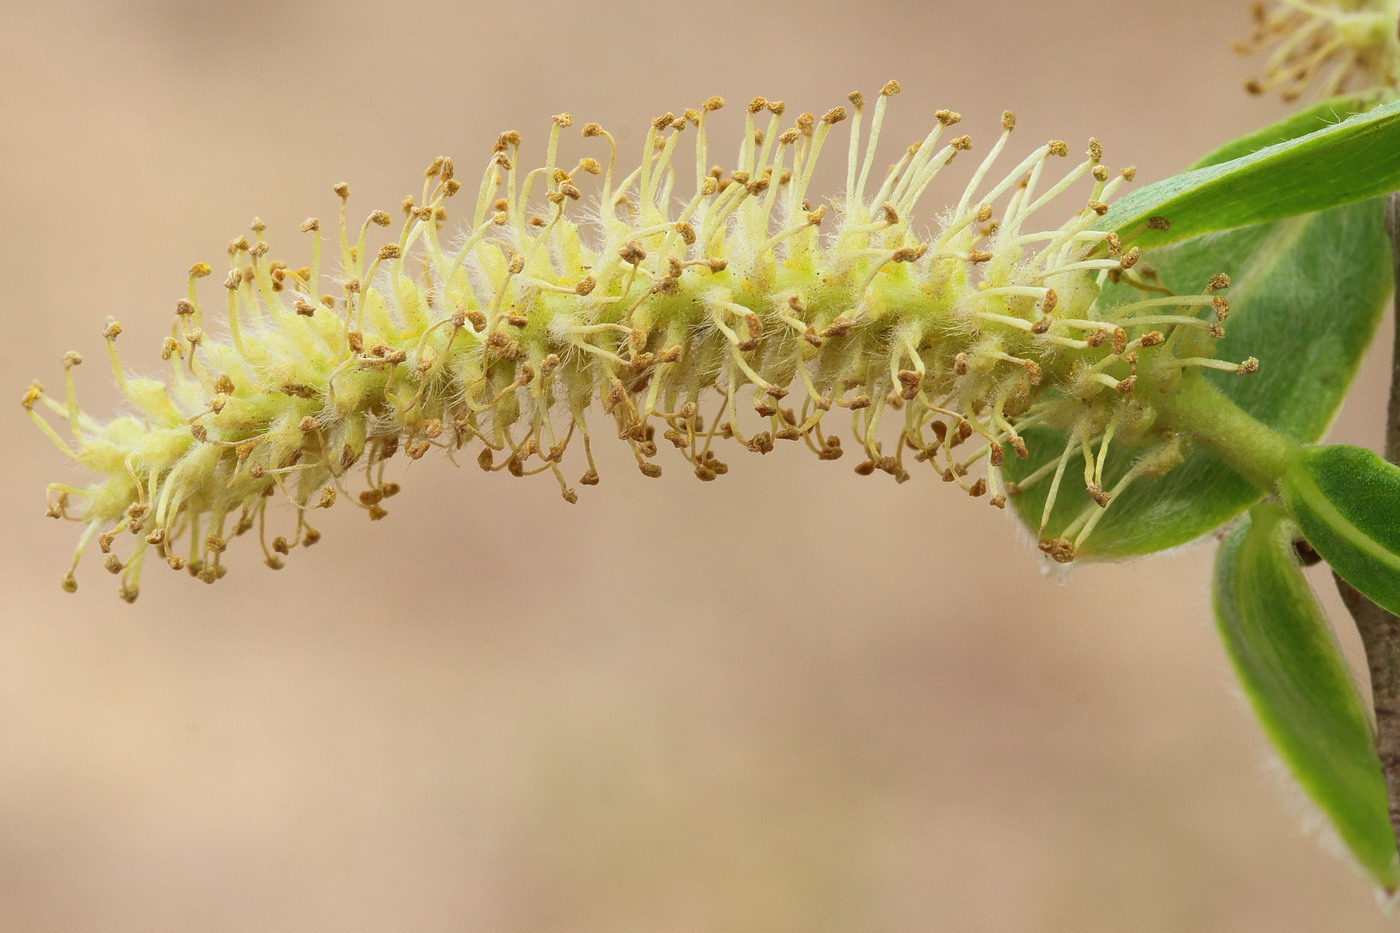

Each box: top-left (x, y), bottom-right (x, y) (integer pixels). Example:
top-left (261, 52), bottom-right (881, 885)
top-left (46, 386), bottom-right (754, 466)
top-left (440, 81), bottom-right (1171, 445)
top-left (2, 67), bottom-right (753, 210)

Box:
top-left (1283, 445), bottom-right (1400, 617)
top-left (1214, 504), bottom-right (1399, 893)
top-left (1099, 97), bottom-right (1400, 248)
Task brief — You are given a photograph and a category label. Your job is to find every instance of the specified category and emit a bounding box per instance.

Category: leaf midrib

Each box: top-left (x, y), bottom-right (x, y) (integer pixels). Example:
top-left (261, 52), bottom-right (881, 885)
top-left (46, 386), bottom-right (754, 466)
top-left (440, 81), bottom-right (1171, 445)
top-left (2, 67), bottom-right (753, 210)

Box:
top-left (1290, 467), bottom-right (1400, 576)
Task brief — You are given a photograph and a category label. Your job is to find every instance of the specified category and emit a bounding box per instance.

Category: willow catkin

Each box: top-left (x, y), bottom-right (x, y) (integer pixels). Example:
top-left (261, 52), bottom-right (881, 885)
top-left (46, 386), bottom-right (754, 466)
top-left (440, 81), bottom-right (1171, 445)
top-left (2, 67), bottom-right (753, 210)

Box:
top-left (27, 82), bottom-right (1251, 601)
top-left (1237, 0), bottom-right (1400, 101)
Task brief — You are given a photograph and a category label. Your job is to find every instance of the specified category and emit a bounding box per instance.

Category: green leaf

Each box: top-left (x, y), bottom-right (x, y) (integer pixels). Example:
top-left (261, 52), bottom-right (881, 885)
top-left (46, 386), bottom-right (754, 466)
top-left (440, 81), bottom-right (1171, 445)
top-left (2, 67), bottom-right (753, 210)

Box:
top-left (1097, 97), bottom-right (1400, 250)
top-left (1188, 95), bottom-right (1375, 170)
top-left (1004, 198), bottom-right (1390, 558)
top-left (1214, 503), bottom-right (1399, 893)
top-left (1283, 445), bottom-right (1400, 617)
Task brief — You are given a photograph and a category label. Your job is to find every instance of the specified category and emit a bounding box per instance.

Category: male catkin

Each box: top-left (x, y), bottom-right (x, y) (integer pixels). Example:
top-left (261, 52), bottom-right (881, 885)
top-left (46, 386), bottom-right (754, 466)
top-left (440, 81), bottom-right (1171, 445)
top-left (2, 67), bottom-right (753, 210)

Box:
top-left (27, 82), bottom-right (1251, 600)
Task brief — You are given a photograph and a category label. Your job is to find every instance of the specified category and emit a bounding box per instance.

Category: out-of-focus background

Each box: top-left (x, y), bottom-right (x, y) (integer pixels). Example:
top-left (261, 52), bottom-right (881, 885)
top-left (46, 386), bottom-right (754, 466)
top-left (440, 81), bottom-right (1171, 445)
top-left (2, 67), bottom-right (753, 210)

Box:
top-left (2, 0), bottom-right (1396, 929)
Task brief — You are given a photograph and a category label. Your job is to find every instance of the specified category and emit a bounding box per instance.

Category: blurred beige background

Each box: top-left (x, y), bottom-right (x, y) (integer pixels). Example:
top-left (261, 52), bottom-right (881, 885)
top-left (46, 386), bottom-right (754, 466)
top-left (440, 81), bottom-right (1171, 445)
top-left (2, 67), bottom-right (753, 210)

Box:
top-left (2, 0), bottom-right (1397, 929)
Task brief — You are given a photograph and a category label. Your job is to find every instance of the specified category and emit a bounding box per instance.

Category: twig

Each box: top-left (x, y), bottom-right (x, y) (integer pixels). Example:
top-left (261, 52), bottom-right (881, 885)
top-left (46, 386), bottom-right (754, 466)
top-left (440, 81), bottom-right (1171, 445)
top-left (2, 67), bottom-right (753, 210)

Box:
top-left (1336, 191), bottom-right (1400, 853)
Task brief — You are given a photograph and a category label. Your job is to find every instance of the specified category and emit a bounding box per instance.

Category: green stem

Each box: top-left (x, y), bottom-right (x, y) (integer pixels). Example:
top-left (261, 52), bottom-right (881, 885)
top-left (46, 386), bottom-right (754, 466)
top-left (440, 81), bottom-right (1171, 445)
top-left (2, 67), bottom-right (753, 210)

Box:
top-left (1150, 371), bottom-right (1303, 491)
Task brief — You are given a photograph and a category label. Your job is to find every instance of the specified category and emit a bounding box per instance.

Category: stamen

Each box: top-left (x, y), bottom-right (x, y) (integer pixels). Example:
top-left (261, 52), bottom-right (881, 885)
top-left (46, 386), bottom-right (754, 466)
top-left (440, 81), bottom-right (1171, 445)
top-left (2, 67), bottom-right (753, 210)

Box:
top-left (1159, 356), bottom-right (1261, 375)
top-left (853, 80), bottom-right (901, 210)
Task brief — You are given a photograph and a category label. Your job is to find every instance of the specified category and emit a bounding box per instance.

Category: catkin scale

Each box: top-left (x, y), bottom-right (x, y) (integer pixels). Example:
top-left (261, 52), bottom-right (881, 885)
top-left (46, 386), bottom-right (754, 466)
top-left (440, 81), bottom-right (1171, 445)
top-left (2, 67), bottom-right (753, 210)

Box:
top-left (27, 86), bottom-right (1254, 600)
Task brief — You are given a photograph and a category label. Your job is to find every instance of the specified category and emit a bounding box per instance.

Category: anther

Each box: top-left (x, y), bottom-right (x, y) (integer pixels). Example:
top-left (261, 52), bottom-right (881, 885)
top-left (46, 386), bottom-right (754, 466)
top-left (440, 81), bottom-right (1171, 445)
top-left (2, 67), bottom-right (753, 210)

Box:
top-left (1111, 328), bottom-right (1128, 355)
